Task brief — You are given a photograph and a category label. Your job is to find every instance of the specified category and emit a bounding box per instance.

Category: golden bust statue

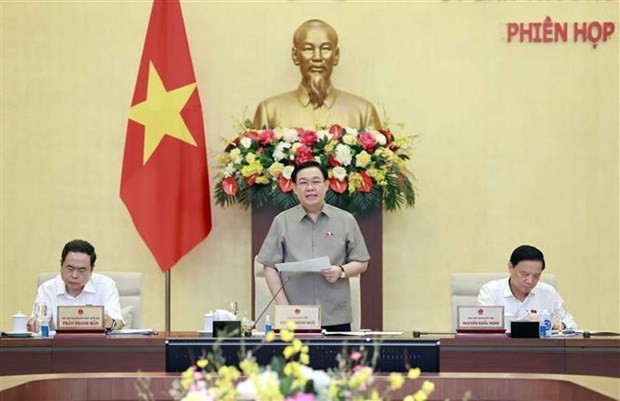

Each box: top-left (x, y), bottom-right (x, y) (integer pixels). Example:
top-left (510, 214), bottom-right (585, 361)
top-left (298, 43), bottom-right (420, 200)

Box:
top-left (253, 19), bottom-right (382, 130)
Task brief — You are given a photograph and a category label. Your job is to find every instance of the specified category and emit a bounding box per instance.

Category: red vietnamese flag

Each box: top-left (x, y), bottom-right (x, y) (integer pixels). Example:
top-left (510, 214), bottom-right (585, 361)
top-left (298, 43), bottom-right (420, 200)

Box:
top-left (120, 0), bottom-right (211, 272)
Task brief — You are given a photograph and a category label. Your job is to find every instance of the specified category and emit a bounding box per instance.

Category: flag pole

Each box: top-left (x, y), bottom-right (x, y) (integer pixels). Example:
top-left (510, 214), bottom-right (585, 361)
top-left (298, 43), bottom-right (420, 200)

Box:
top-left (165, 270), bottom-right (171, 333)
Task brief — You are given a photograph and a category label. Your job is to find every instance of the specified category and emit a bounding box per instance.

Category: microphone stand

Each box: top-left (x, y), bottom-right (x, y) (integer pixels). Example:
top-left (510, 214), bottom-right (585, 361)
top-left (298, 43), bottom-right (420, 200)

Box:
top-left (252, 276), bottom-right (289, 331)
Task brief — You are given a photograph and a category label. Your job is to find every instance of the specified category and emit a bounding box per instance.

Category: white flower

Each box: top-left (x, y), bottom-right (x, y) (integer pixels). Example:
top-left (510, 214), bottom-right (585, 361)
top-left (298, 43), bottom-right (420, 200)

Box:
top-left (370, 129), bottom-right (387, 146)
top-left (282, 165), bottom-right (295, 180)
top-left (316, 129), bottom-right (332, 142)
top-left (300, 366), bottom-right (332, 401)
top-left (344, 127), bottom-right (358, 136)
top-left (236, 370), bottom-right (280, 401)
top-left (229, 148), bottom-right (243, 164)
top-left (240, 137), bottom-right (252, 149)
top-left (334, 143), bottom-right (352, 166)
top-left (273, 142), bottom-right (291, 162)
top-left (224, 163), bottom-right (236, 177)
top-left (332, 166), bottom-right (347, 181)
top-left (282, 128), bottom-right (299, 143)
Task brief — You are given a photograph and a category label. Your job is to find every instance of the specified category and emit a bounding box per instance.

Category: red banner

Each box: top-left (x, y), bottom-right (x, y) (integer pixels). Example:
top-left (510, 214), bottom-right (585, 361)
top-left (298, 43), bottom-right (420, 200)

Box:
top-left (121, 0), bottom-right (211, 272)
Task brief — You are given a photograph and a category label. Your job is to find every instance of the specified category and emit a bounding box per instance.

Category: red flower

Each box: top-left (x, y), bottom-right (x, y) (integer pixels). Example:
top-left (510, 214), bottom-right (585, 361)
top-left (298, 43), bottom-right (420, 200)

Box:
top-left (358, 131), bottom-right (378, 151)
top-left (329, 178), bottom-right (347, 194)
top-left (243, 130), bottom-right (260, 141)
top-left (329, 124), bottom-right (344, 141)
top-left (246, 174), bottom-right (258, 186)
top-left (279, 176), bottom-right (294, 193)
top-left (224, 137), bottom-right (240, 152)
top-left (298, 129), bottom-right (318, 147)
top-left (258, 129), bottom-right (275, 145)
top-left (222, 177), bottom-right (238, 196)
top-left (328, 154), bottom-right (341, 167)
top-left (295, 146), bottom-right (313, 165)
top-left (358, 171), bottom-right (373, 193)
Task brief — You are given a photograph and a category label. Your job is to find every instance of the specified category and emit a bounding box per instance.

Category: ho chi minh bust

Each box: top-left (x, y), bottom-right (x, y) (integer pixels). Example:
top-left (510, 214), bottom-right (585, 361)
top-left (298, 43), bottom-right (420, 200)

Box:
top-left (253, 19), bottom-right (382, 130)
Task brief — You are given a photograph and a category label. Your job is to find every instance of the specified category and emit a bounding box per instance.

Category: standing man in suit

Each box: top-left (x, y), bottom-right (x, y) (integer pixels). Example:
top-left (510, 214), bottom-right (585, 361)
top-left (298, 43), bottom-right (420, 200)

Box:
top-left (257, 161), bottom-right (370, 331)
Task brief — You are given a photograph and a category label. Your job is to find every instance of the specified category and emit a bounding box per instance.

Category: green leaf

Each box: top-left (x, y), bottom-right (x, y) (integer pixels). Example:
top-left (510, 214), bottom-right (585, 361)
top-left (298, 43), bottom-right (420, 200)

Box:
top-left (272, 188), bottom-right (299, 212)
top-left (349, 187), bottom-right (382, 216)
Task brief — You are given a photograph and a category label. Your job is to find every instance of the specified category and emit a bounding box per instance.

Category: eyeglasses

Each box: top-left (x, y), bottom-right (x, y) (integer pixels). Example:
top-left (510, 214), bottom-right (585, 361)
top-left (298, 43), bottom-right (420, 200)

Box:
top-left (296, 180), bottom-right (325, 189)
top-left (64, 266), bottom-right (90, 275)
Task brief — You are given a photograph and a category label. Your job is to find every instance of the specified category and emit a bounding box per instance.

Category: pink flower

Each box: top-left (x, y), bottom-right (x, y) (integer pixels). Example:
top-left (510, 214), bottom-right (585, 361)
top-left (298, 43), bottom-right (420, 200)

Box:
top-left (298, 129), bottom-right (318, 147)
top-left (285, 393), bottom-right (317, 401)
top-left (295, 146), bottom-right (313, 165)
top-left (350, 351), bottom-right (362, 361)
top-left (259, 129), bottom-right (275, 145)
top-left (358, 131), bottom-right (378, 151)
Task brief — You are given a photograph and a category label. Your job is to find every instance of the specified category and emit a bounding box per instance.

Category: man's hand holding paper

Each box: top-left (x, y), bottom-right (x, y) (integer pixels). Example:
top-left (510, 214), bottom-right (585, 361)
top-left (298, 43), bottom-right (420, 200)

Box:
top-left (275, 256), bottom-right (331, 273)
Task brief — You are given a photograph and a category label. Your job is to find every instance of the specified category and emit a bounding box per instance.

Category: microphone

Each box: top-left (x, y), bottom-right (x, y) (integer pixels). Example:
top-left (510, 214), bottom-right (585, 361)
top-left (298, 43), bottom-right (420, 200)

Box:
top-left (412, 330), bottom-right (455, 338)
top-left (252, 276), bottom-right (289, 330)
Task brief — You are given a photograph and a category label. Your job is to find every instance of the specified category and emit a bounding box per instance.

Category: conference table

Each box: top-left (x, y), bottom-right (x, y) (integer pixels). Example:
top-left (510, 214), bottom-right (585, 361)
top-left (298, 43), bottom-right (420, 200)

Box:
top-left (1, 331), bottom-right (618, 400)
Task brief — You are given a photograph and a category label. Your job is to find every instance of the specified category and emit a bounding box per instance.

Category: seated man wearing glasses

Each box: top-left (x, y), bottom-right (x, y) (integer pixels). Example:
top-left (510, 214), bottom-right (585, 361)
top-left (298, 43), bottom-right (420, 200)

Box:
top-left (27, 239), bottom-right (124, 332)
top-left (257, 161), bottom-right (370, 332)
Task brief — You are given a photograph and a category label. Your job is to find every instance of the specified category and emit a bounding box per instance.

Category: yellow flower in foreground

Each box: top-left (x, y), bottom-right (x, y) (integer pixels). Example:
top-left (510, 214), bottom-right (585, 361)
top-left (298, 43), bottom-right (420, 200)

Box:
top-left (421, 380), bottom-right (435, 394)
top-left (407, 367), bottom-right (421, 379)
top-left (181, 366), bottom-right (195, 389)
top-left (299, 352), bottom-right (310, 365)
top-left (239, 358), bottom-right (259, 376)
top-left (369, 389), bottom-right (381, 401)
top-left (240, 159), bottom-right (263, 177)
top-left (265, 331), bottom-right (276, 342)
top-left (410, 390), bottom-right (428, 401)
top-left (389, 372), bottom-right (405, 390)
top-left (196, 359), bottom-right (208, 369)
top-left (286, 320), bottom-right (296, 331)
top-left (280, 329), bottom-right (294, 342)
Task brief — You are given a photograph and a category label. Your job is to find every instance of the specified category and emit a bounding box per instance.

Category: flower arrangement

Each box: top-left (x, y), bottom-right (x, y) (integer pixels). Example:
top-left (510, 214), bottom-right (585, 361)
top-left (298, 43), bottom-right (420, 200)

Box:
top-left (214, 122), bottom-right (415, 216)
top-left (165, 322), bottom-right (435, 401)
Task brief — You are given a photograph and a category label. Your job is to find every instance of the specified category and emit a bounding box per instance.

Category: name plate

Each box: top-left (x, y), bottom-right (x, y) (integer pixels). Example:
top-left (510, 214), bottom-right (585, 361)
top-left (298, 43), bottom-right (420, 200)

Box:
top-left (457, 306), bottom-right (505, 333)
top-left (57, 305), bottom-right (105, 333)
top-left (274, 305), bottom-right (321, 331)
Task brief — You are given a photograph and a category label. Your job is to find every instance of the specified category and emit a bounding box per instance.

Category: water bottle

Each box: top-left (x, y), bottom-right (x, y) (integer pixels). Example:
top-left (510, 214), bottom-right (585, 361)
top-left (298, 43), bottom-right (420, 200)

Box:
top-left (264, 314), bottom-right (272, 335)
top-left (40, 317), bottom-right (49, 338)
top-left (540, 309), bottom-right (552, 338)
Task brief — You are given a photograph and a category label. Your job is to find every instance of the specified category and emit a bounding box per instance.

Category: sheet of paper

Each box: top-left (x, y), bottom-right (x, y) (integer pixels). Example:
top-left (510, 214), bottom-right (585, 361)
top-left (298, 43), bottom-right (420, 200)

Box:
top-left (323, 331), bottom-right (404, 337)
top-left (108, 328), bottom-right (155, 335)
top-left (275, 256), bottom-right (330, 273)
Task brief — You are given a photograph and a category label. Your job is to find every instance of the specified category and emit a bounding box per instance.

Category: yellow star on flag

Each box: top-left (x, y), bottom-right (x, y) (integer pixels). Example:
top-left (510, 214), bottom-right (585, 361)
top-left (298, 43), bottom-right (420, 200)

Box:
top-left (129, 61), bottom-right (197, 164)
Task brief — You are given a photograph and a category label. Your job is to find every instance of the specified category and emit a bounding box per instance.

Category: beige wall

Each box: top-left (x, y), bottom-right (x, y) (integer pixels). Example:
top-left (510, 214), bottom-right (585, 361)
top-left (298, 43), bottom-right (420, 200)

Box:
top-left (1, 1), bottom-right (618, 332)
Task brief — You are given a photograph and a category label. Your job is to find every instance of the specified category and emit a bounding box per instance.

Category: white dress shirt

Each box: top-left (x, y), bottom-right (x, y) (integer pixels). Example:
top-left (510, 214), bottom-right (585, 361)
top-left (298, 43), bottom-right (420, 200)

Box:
top-left (477, 277), bottom-right (577, 330)
top-left (33, 273), bottom-right (124, 330)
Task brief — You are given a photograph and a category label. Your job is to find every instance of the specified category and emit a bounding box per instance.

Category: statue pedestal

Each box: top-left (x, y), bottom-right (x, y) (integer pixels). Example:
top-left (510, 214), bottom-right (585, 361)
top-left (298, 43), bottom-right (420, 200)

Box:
top-left (251, 204), bottom-right (383, 330)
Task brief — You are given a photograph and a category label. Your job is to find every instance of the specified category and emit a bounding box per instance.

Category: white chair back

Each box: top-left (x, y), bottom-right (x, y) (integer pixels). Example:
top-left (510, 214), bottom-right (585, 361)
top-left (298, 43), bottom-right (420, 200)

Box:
top-left (450, 272), bottom-right (556, 331)
top-left (253, 258), bottom-right (361, 331)
top-left (37, 271), bottom-right (142, 328)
